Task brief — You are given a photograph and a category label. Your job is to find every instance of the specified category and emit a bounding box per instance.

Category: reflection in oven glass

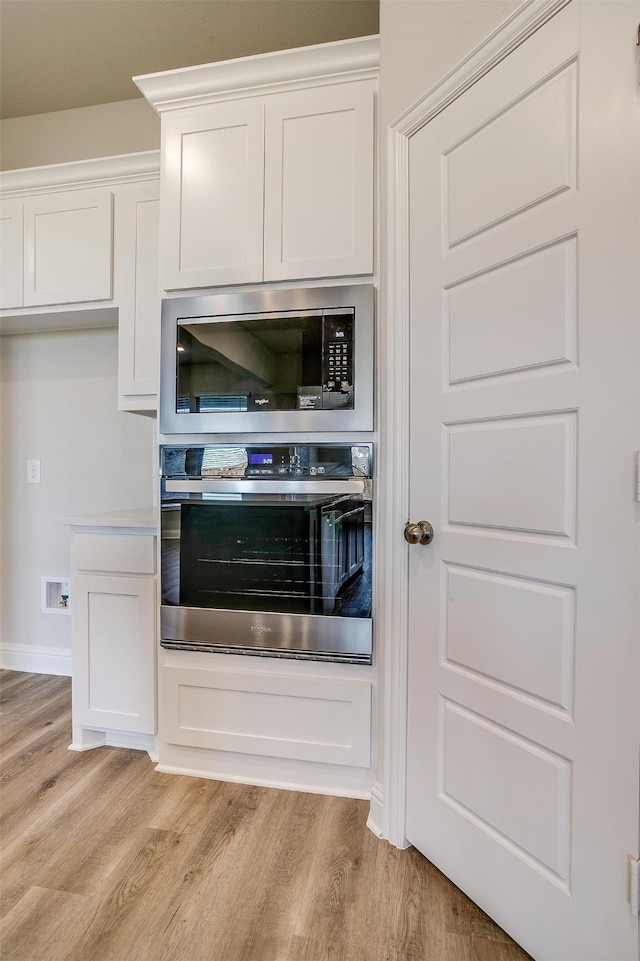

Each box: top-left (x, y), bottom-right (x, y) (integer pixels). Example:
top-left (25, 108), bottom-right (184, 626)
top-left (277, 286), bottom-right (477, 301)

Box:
top-left (161, 499), bottom-right (371, 619)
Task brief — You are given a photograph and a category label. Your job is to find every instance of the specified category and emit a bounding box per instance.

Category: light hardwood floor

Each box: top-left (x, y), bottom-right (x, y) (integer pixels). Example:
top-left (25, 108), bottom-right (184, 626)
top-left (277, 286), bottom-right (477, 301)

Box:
top-left (0, 671), bottom-right (532, 961)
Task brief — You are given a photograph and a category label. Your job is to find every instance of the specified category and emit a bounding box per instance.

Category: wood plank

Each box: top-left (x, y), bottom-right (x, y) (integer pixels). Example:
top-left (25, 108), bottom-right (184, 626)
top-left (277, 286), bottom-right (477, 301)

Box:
top-left (0, 722), bottom-right (110, 847)
top-left (4, 751), bottom-right (167, 899)
top-left (0, 671), bottom-right (532, 961)
top-left (0, 886), bottom-right (91, 961)
top-left (0, 687), bottom-right (70, 761)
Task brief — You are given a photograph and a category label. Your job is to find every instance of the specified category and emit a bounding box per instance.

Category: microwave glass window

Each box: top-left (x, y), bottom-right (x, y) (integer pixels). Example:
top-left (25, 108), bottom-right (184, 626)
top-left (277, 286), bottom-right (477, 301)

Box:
top-left (175, 311), bottom-right (355, 416)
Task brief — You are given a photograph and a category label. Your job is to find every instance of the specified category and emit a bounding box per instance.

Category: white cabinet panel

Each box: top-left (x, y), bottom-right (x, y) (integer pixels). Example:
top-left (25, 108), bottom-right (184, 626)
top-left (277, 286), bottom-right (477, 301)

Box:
top-left (162, 101), bottom-right (265, 290)
top-left (23, 188), bottom-right (113, 307)
top-left (72, 532), bottom-right (156, 575)
top-left (162, 664), bottom-right (371, 767)
top-left (72, 573), bottom-right (156, 734)
top-left (115, 181), bottom-right (161, 411)
top-left (0, 198), bottom-right (23, 309)
top-left (264, 81), bottom-right (375, 281)
top-left (160, 79), bottom-right (375, 289)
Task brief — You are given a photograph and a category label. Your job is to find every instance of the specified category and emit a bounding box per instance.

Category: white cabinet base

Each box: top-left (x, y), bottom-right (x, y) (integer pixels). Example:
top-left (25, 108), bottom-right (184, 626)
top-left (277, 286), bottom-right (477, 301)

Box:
top-left (154, 743), bottom-right (372, 800)
top-left (69, 725), bottom-right (158, 761)
top-left (157, 654), bottom-right (374, 798)
top-left (72, 572), bottom-right (156, 734)
top-left (68, 527), bottom-right (158, 754)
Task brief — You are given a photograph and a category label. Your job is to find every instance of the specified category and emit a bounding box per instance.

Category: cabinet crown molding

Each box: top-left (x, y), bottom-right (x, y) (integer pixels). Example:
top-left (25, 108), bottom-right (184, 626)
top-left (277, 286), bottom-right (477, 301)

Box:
top-left (0, 150), bottom-right (160, 197)
top-left (134, 35), bottom-right (379, 112)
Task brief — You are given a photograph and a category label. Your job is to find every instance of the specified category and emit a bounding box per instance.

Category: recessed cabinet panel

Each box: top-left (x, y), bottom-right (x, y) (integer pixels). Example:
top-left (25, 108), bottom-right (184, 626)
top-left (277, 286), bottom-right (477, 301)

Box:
top-left (23, 188), bottom-right (113, 306)
top-left (264, 82), bottom-right (375, 281)
top-left (0, 199), bottom-right (23, 309)
top-left (73, 573), bottom-right (156, 734)
top-left (72, 532), bottom-right (156, 575)
top-left (162, 101), bottom-right (265, 289)
top-left (162, 664), bottom-right (371, 767)
top-left (115, 181), bottom-right (161, 410)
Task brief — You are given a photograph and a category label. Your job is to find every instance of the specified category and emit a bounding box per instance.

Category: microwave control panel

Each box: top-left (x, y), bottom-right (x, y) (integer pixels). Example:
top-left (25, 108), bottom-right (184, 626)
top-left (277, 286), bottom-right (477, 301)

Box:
top-left (322, 315), bottom-right (353, 408)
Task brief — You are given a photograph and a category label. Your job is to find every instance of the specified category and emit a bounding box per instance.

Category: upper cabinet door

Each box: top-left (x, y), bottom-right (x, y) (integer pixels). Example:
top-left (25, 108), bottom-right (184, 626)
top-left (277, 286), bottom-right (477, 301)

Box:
top-left (115, 180), bottom-right (161, 411)
top-left (23, 188), bottom-right (113, 307)
top-left (263, 81), bottom-right (375, 282)
top-left (0, 198), bottom-right (24, 309)
top-left (161, 100), bottom-right (265, 290)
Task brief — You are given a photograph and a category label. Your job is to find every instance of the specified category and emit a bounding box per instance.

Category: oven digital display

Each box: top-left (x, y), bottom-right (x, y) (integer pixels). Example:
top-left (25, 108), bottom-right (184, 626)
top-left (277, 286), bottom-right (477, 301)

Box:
top-left (249, 453), bottom-right (273, 466)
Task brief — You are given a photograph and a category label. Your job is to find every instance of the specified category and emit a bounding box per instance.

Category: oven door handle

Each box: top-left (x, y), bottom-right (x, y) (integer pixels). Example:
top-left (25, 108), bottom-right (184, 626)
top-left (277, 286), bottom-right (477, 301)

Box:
top-left (163, 478), bottom-right (366, 495)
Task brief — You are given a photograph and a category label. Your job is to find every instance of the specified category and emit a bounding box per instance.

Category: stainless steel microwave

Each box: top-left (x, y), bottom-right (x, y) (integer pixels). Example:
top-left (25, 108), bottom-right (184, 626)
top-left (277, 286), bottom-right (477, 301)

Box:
top-left (159, 284), bottom-right (374, 434)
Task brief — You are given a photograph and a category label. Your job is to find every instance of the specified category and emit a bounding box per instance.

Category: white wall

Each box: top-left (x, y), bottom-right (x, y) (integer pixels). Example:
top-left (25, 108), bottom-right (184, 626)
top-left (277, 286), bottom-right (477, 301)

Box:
top-left (0, 98), bottom-right (160, 171)
top-left (0, 326), bottom-right (154, 671)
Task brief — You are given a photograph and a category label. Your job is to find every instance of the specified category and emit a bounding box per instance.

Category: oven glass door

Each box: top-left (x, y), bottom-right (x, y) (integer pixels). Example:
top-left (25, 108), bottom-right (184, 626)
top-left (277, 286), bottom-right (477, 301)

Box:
top-left (161, 493), bottom-right (371, 620)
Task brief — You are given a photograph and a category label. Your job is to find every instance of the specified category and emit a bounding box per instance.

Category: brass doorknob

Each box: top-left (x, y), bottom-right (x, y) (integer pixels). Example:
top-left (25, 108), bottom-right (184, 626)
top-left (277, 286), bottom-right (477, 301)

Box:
top-left (404, 520), bottom-right (434, 546)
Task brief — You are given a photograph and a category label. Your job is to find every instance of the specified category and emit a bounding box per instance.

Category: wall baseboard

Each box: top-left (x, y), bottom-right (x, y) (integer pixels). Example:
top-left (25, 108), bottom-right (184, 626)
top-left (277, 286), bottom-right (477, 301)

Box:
top-left (0, 644), bottom-right (72, 676)
top-left (154, 761), bottom-right (371, 799)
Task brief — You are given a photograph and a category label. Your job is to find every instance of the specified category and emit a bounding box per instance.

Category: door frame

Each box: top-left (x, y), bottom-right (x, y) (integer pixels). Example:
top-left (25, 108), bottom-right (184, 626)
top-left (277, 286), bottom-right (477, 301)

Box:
top-left (380, 0), bottom-right (572, 847)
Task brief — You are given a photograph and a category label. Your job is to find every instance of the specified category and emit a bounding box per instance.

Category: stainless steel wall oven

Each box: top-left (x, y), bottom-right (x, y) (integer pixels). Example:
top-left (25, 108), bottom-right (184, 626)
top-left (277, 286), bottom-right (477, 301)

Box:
top-left (160, 285), bottom-right (373, 434)
top-left (160, 443), bottom-right (373, 663)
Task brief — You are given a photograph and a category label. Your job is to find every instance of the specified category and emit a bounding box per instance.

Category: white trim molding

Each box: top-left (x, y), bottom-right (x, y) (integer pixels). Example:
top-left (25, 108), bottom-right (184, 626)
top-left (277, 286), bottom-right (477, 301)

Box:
top-left (0, 644), bottom-right (72, 676)
top-left (134, 35), bottom-right (379, 113)
top-left (69, 728), bottom-right (158, 762)
top-left (366, 779), bottom-right (385, 838)
top-left (0, 150), bottom-right (160, 197)
top-left (382, 0), bottom-right (571, 848)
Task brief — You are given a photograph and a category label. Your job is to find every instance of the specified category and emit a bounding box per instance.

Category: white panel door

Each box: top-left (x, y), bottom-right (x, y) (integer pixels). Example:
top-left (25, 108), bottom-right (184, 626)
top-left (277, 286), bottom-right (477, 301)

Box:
top-left (0, 198), bottom-right (23, 309)
top-left (23, 188), bottom-right (113, 306)
top-left (405, 4), bottom-right (639, 960)
top-left (161, 100), bottom-right (265, 290)
top-left (264, 81), bottom-right (374, 281)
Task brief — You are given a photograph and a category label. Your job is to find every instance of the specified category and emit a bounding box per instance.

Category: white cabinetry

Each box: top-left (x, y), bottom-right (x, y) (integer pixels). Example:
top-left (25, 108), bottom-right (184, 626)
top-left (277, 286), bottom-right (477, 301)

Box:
top-left (0, 153), bottom-right (161, 412)
top-left (1, 188), bottom-right (113, 309)
top-left (162, 100), bottom-right (265, 289)
top-left (114, 180), bottom-right (161, 410)
top-left (68, 523), bottom-right (157, 756)
top-left (157, 650), bottom-right (374, 797)
top-left (135, 36), bottom-right (378, 291)
top-left (23, 188), bottom-right (113, 307)
top-left (263, 82), bottom-right (374, 281)
top-left (0, 198), bottom-right (23, 309)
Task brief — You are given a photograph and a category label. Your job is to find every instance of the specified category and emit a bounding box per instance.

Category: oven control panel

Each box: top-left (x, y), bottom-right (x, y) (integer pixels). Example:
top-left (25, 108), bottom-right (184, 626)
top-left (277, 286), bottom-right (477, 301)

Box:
top-left (161, 444), bottom-right (372, 480)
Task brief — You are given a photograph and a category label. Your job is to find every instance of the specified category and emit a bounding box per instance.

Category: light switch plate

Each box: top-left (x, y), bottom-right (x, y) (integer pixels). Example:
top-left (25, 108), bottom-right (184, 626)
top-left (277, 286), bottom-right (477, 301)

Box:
top-left (27, 459), bottom-right (41, 484)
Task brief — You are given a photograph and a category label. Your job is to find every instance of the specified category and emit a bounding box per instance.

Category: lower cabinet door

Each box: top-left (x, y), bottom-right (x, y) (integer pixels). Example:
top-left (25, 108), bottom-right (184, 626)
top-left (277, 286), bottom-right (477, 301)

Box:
top-left (72, 574), bottom-right (156, 734)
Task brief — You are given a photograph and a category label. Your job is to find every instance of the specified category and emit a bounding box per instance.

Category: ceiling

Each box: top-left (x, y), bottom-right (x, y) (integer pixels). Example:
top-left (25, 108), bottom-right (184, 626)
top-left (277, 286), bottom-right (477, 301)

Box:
top-left (0, 0), bottom-right (379, 120)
